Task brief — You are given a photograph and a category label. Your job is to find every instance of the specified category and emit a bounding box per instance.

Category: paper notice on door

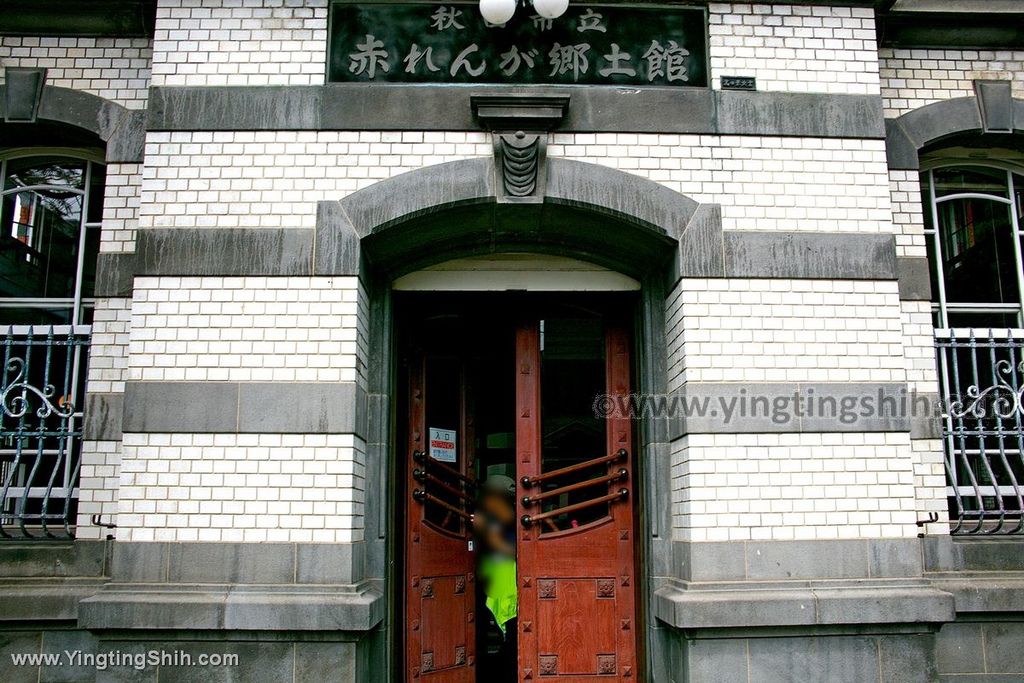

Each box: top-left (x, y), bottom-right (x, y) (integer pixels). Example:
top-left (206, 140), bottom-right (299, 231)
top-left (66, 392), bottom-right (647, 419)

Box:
top-left (428, 427), bottom-right (457, 463)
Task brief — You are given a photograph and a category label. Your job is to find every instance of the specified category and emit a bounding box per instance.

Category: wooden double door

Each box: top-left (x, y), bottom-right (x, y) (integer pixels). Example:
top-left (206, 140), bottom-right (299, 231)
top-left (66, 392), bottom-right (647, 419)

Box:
top-left (402, 301), bottom-right (638, 682)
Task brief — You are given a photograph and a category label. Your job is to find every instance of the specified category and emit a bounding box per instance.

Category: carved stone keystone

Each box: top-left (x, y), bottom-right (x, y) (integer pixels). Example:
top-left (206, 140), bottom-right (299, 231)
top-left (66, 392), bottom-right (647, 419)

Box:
top-left (470, 94), bottom-right (570, 204)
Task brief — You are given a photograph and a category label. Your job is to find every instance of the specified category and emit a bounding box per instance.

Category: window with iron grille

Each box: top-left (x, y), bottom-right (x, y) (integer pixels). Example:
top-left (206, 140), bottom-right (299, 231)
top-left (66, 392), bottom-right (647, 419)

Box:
top-left (0, 151), bottom-right (102, 538)
top-left (922, 154), bottom-right (1024, 534)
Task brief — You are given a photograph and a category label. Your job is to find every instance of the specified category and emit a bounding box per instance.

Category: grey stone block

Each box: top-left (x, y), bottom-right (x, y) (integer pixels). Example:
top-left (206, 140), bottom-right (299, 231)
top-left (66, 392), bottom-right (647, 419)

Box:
top-left (0, 539), bottom-right (106, 578)
top-left (83, 392), bottom-right (123, 442)
top-left (79, 588), bottom-right (231, 630)
top-left (983, 622), bottom-right (1024, 674)
top-left (747, 635), bottom-right (880, 683)
top-left (110, 542), bottom-right (169, 582)
top-left (975, 80), bottom-right (1014, 133)
top-left (686, 638), bottom-right (749, 683)
top-left (313, 201), bottom-right (361, 275)
top-left (886, 118), bottom-right (921, 170)
top-left (812, 586), bottom-right (953, 625)
top-left (296, 542), bottom-right (364, 584)
top-left (868, 538), bottom-right (923, 578)
top-left (0, 579), bottom-right (106, 620)
top-left (341, 158), bottom-right (495, 237)
top-left (105, 109), bottom-right (146, 163)
top-left (159, 641), bottom-right (293, 683)
top-left (745, 540), bottom-right (868, 580)
top-left (682, 542), bottom-right (747, 582)
top-left (221, 585), bottom-right (384, 631)
top-left (932, 576), bottom-right (1024, 613)
top-left (94, 253), bottom-right (136, 297)
top-left (0, 631), bottom-right (43, 683)
top-left (547, 157), bottom-right (695, 237)
top-left (899, 97), bottom-right (983, 149)
top-left (365, 393), bottom-right (390, 446)
top-left (147, 85), bottom-right (884, 138)
top-left (715, 91), bottom-right (886, 139)
top-left (135, 228), bottom-right (314, 277)
top-left (40, 630), bottom-right (99, 683)
top-left (167, 543), bottom-right (295, 584)
top-left (923, 536), bottom-right (1024, 572)
top-left (237, 382), bottom-right (366, 436)
top-left (3, 67), bottom-right (45, 122)
top-left (936, 622), bottom-right (985, 674)
top-left (672, 383), bottom-right (914, 436)
top-left (295, 642), bottom-right (358, 683)
top-left (724, 231), bottom-right (897, 280)
top-left (148, 85), bottom-right (321, 131)
top-left (655, 584), bottom-right (817, 629)
top-left (879, 633), bottom-right (937, 683)
top-left (795, 382), bottom-right (913, 433)
top-left (897, 257), bottom-right (933, 301)
top-left (674, 204), bottom-right (724, 279)
top-left (93, 641), bottom-right (158, 683)
top-left (122, 382), bottom-right (239, 433)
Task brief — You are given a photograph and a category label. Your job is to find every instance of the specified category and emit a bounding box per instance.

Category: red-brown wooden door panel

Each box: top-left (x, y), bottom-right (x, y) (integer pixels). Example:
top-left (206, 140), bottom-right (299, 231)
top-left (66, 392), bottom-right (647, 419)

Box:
top-left (516, 323), bottom-right (637, 682)
top-left (405, 352), bottom-right (476, 683)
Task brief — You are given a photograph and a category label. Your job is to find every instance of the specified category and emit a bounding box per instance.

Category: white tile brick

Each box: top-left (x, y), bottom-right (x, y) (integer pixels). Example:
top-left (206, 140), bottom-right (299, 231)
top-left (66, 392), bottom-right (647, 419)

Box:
top-left (0, 37), bottom-right (152, 110)
top-left (709, 4), bottom-right (880, 95)
top-left (672, 432), bottom-right (919, 541)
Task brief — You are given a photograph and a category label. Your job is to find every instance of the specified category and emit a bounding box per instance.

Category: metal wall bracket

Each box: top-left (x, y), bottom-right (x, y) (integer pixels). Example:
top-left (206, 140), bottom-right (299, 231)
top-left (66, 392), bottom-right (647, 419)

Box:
top-left (471, 94), bottom-right (569, 204)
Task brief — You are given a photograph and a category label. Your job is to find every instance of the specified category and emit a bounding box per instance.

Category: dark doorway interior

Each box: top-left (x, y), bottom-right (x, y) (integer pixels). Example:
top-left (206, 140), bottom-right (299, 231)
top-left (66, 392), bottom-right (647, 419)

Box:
top-left (395, 292), bottom-right (638, 683)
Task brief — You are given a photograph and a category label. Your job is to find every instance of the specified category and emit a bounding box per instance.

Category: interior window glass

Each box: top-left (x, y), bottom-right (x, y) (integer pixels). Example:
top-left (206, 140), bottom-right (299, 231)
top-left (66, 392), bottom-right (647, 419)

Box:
top-left (86, 163), bottom-right (106, 224)
top-left (0, 156), bottom-right (102, 325)
top-left (1015, 173), bottom-right (1023, 222)
top-left (3, 157), bottom-right (86, 191)
top-left (936, 197), bottom-right (1018, 305)
top-left (539, 315), bottom-right (608, 529)
top-left (1, 187), bottom-right (84, 300)
top-left (933, 166), bottom-right (1009, 199)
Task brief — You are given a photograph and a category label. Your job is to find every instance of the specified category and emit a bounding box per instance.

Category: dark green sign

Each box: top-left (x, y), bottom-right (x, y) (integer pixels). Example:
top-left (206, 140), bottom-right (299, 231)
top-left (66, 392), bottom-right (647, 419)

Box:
top-left (329, 2), bottom-right (708, 87)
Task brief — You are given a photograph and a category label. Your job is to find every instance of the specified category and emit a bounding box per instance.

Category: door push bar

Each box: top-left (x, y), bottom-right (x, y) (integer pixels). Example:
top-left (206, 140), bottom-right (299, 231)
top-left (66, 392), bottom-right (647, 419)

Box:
top-left (413, 468), bottom-right (475, 507)
top-left (413, 488), bottom-right (473, 521)
top-left (413, 450), bottom-right (476, 489)
top-left (519, 448), bottom-right (628, 489)
top-left (521, 468), bottom-right (628, 507)
top-left (521, 488), bottom-right (629, 528)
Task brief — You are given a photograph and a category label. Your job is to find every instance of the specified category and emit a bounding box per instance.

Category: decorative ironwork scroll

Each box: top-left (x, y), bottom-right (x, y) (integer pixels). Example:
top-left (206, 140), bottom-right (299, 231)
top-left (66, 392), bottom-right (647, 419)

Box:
top-left (0, 326), bottom-right (89, 538)
top-left (936, 329), bottom-right (1024, 535)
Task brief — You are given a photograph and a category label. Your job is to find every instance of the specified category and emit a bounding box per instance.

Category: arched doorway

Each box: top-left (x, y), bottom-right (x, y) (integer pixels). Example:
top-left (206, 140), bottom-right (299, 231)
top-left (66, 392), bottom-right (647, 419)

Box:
top-left (317, 156), bottom-right (714, 681)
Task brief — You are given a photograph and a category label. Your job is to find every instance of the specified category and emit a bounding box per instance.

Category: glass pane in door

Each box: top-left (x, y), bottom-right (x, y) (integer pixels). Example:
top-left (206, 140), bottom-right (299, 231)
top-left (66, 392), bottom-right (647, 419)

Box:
top-left (538, 314), bottom-right (608, 530)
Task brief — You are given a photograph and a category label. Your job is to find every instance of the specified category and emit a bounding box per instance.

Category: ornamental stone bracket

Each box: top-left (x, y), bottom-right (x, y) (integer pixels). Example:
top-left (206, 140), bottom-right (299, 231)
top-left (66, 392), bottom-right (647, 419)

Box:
top-left (471, 94), bottom-right (569, 204)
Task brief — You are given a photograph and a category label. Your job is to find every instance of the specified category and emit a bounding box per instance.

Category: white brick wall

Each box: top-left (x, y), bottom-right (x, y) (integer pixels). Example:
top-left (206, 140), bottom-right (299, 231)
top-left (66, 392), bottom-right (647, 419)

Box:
top-left (889, 169), bottom-right (928, 259)
top-left (672, 431), bottom-right (919, 542)
top-left (117, 432), bottom-right (365, 542)
top-left (128, 276), bottom-right (361, 383)
top-left (139, 131), bottom-right (491, 230)
top-left (880, 48), bottom-right (1024, 118)
top-left (87, 298), bottom-right (133, 395)
top-left (139, 132), bottom-right (892, 235)
top-left (75, 441), bottom-right (123, 540)
top-left (900, 300), bottom-right (937, 396)
top-left (0, 36), bottom-right (152, 110)
top-left (708, 3), bottom-right (880, 95)
top-left (78, 297), bottom-right (134, 537)
top-left (550, 134), bottom-right (893, 233)
top-left (911, 437), bottom-right (948, 536)
top-left (151, 0), bottom-right (328, 86)
top-left (100, 164), bottom-right (144, 254)
top-left (666, 278), bottom-right (907, 388)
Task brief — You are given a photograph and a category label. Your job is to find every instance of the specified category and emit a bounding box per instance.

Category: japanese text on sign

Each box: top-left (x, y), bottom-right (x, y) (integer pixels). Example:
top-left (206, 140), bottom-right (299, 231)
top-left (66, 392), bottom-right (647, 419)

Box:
top-left (329, 3), bottom-right (708, 87)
